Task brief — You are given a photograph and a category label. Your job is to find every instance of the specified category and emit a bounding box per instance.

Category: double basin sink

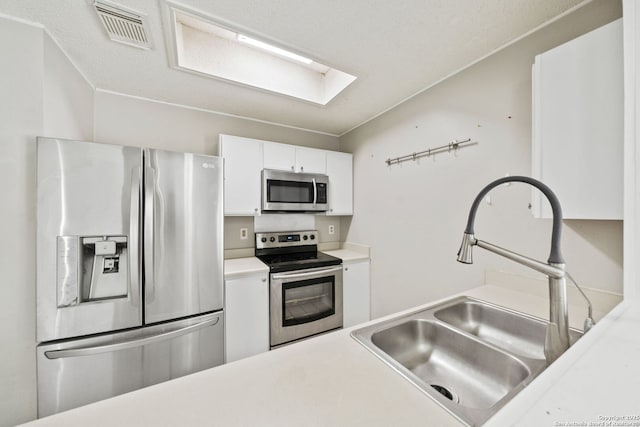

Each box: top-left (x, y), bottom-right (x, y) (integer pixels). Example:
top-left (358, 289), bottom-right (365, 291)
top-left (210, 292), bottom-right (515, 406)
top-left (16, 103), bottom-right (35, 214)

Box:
top-left (351, 296), bottom-right (582, 426)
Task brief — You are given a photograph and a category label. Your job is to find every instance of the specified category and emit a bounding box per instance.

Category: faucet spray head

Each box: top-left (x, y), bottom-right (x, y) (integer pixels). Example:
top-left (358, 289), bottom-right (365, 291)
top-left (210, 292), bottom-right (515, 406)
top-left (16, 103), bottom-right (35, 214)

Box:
top-left (457, 233), bottom-right (476, 264)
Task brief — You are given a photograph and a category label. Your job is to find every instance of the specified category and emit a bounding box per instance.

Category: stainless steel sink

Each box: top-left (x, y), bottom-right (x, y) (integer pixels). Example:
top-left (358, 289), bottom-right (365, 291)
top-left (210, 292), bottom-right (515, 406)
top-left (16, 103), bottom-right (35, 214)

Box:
top-left (371, 320), bottom-right (530, 409)
top-left (351, 296), bottom-right (583, 426)
top-left (434, 300), bottom-right (582, 360)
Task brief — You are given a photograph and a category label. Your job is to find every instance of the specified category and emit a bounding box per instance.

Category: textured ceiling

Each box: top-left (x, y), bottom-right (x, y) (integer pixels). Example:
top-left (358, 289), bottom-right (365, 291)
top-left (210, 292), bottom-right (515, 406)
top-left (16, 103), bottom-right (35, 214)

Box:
top-left (0, 0), bottom-right (588, 135)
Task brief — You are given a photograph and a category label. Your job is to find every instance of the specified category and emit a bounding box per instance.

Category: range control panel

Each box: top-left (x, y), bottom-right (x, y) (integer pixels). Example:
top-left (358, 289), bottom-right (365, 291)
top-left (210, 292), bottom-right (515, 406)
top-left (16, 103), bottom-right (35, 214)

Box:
top-left (255, 230), bottom-right (318, 250)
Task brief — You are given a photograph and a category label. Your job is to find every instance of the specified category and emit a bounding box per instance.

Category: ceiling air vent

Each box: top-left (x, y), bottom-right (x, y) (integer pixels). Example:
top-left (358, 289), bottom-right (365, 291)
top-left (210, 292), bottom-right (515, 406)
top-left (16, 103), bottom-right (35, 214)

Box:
top-left (93, 0), bottom-right (152, 49)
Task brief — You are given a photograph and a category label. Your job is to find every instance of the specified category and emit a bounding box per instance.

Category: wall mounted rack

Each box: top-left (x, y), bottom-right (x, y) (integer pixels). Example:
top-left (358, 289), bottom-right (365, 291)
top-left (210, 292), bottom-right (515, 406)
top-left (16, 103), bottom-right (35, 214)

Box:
top-left (385, 138), bottom-right (476, 166)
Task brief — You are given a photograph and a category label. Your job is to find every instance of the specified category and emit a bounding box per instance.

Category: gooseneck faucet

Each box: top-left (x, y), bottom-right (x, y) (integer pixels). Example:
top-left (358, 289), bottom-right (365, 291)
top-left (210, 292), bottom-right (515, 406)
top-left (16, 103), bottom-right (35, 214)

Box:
top-left (457, 176), bottom-right (570, 363)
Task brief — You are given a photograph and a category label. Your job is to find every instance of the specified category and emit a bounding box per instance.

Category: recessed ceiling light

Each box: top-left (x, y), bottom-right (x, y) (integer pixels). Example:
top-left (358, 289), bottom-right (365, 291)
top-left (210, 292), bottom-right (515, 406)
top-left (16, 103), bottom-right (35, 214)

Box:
top-left (161, 1), bottom-right (356, 105)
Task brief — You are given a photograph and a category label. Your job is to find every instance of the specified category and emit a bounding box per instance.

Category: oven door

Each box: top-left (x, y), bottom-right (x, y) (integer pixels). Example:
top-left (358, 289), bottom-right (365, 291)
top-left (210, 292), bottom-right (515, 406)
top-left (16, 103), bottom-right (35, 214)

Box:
top-left (262, 169), bottom-right (328, 212)
top-left (270, 265), bottom-right (343, 347)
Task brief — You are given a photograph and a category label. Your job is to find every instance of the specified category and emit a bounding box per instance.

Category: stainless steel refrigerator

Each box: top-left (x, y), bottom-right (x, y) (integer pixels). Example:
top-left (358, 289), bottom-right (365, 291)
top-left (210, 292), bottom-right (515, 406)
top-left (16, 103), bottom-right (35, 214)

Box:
top-left (36, 137), bottom-right (224, 417)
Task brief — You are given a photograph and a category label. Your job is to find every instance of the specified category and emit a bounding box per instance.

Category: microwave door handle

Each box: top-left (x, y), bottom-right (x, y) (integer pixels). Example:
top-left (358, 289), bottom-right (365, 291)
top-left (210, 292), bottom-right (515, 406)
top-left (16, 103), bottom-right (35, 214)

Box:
top-left (44, 315), bottom-right (221, 359)
top-left (271, 266), bottom-right (342, 280)
top-left (312, 178), bottom-right (317, 206)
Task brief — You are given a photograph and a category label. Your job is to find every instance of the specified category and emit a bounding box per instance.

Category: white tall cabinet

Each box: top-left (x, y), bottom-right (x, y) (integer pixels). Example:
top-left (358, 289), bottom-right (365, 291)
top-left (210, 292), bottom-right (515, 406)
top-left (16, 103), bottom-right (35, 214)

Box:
top-left (532, 19), bottom-right (623, 219)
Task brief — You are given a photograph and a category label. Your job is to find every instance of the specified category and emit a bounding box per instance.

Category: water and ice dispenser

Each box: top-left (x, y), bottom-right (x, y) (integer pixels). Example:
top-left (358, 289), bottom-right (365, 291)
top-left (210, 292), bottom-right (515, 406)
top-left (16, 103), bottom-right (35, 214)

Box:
top-left (57, 235), bottom-right (129, 307)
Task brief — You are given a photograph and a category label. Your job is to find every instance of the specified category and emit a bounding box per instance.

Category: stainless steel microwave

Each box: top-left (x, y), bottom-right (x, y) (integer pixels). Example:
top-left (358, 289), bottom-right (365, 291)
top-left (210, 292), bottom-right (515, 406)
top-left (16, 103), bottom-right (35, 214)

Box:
top-left (262, 169), bottom-right (328, 212)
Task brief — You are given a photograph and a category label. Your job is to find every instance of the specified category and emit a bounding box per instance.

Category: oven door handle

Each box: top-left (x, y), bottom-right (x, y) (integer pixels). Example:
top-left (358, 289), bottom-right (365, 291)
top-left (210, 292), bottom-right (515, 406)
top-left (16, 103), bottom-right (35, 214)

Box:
top-left (271, 266), bottom-right (342, 280)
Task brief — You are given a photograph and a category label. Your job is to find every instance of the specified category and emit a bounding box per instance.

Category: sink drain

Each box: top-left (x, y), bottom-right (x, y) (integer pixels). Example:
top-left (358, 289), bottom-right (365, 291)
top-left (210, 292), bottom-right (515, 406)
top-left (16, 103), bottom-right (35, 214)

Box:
top-left (430, 384), bottom-right (459, 403)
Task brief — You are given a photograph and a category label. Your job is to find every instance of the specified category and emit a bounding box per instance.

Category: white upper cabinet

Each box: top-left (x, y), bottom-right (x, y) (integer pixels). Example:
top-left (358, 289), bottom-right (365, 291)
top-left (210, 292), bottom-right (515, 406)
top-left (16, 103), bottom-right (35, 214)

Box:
top-left (263, 142), bottom-right (296, 172)
top-left (219, 134), bottom-right (263, 216)
top-left (220, 134), bottom-right (352, 216)
top-left (531, 19), bottom-right (623, 220)
top-left (326, 151), bottom-right (353, 215)
top-left (294, 147), bottom-right (326, 174)
top-left (264, 142), bottom-right (327, 174)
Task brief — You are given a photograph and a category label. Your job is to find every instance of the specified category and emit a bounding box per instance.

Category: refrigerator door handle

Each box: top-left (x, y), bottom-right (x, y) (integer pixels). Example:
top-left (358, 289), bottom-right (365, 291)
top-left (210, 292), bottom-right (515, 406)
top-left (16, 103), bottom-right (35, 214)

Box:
top-left (44, 315), bottom-right (221, 360)
top-left (129, 166), bottom-right (141, 307)
top-left (144, 159), bottom-right (156, 302)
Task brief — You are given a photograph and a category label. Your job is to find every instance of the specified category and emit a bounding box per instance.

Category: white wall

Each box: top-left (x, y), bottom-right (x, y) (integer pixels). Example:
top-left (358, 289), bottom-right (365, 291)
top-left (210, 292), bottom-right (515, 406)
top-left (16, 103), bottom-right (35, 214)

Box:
top-left (340, 0), bottom-right (623, 318)
top-left (0, 18), bottom-right (95, 427)
top-left (93, 90), bottom-right (339, 154)
top-left (0, 18), bottom-right (42, 427)
top-left (42, 36), bottom-right (94, 140)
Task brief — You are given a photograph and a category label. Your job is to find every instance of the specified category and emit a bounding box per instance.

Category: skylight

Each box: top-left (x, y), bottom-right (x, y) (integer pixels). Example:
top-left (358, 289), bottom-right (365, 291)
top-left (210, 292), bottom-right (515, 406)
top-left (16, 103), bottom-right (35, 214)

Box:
top-left (163, 3), bottom-right (357, 105)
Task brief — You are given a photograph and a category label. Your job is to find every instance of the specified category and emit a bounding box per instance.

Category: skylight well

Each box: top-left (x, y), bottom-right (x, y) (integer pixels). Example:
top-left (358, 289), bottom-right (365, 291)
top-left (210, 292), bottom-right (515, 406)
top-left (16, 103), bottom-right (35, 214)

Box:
top-left (163, 3), bottom-right (357, 105)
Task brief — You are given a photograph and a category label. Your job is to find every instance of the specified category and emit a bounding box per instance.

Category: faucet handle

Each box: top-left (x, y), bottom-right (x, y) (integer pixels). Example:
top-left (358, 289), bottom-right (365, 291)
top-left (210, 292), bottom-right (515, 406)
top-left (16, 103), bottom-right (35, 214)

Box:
top-left (565, 271), bottom-right (596, 333)
top-left (583, 316), bottom-right (596, 333)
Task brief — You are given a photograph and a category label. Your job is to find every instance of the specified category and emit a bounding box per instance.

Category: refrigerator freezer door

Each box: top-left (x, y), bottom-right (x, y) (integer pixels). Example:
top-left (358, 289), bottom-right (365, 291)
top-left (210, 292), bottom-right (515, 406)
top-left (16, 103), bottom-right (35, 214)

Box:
top-left (36, 311), bottom-right (224, 417)
top-left (144, 149), bottom-right (223, 324)
top-left (36, 138), bottom-right (143, 343)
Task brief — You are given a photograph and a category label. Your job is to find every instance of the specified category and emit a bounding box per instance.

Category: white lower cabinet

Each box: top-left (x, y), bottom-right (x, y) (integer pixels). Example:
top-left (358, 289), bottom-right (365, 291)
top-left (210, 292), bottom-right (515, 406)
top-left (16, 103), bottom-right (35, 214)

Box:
top-left (225, 273), bottom-right (269, 363)
top-left (342, 260), bottom-right (370, 328)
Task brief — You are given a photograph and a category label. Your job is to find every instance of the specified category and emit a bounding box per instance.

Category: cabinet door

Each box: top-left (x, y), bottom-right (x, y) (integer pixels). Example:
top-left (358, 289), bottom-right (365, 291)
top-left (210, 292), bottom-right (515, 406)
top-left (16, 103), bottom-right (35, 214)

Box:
top-left (219, 135), bottom-right (263, 215)
top-left (326, 151), bottom-right (353, 215)
top-left (225, 274), bottom-right (269, 363)
top-left (263, 142), bottom-right (296, 172)
top-left (343, 261), bottom-right (370, 328)
top-left (532, 19), bottom-right (623, 219)
top-left (295, 147), bottom-right (326, 174)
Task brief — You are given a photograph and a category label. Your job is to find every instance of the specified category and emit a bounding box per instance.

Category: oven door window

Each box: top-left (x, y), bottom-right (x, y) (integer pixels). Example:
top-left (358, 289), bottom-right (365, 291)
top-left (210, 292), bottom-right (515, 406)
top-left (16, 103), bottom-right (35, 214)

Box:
top-left (282, 276), bottom-right (335, 326)
top-left (267, 180), bottom-right (314, 204)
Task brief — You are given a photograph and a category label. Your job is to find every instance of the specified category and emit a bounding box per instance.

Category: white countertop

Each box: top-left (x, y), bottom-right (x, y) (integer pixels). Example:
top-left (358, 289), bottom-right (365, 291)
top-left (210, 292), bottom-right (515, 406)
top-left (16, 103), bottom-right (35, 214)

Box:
top-left (323, 248), bottom-right (369, 263)
top-left (224, 257), bottom-right (269, 279)
top-left (23, 285), bottom-right (640, 426)
top-left (486, 298), bottom-right (640, 426)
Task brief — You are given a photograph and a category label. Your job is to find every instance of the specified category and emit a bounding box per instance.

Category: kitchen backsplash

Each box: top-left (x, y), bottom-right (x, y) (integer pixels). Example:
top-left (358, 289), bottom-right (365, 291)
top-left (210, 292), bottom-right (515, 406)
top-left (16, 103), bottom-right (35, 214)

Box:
top-left (223, 215), bottom-right (341, 250)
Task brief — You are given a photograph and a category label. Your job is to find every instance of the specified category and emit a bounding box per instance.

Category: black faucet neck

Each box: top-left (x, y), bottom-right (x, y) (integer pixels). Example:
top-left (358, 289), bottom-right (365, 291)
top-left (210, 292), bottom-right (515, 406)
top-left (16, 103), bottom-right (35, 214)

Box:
top-left (463, 176), bottom-right (564, 264)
